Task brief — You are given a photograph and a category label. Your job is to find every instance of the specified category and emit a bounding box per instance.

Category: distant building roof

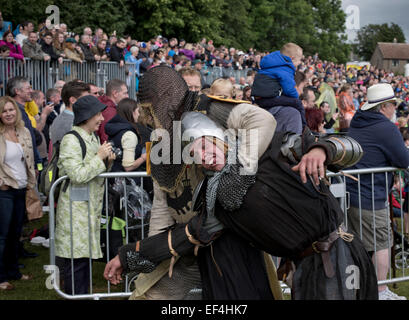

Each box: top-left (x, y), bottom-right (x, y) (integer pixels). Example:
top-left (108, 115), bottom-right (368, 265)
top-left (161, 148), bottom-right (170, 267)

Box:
top-left (376, 42), bottom-right (409, 60)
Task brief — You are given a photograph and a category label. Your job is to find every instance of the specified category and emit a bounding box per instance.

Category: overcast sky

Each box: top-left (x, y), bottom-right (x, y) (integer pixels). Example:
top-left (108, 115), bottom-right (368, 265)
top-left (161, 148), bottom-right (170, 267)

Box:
top-left (341, 0), bottom-right (409, 43)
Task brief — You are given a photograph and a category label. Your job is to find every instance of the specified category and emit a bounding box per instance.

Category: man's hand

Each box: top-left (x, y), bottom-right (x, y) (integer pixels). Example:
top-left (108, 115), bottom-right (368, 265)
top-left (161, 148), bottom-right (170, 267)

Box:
top-left (43, 103), bottom-right (55, 116)
top-left (119, 60), bottom-right (124, 67)
top-left (103, 255), bottom-right (123, 285)
top-left (292, 147), bottom-right (326, 185)
top-left (44, 55), bottom-right (51, 62)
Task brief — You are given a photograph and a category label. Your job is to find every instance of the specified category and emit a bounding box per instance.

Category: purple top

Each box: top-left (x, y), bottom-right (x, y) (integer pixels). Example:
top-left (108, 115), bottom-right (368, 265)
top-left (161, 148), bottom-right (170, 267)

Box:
top-left (178, 49), bottom-right (195, 61)
top-left (0, 40), bottom-right (24, 60)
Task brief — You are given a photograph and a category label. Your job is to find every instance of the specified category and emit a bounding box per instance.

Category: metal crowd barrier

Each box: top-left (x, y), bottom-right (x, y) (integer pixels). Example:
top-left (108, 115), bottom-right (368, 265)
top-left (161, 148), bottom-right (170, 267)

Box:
top-left (202, 66), bottom-right (250, 86)
top-left (327, 167), bottom-right (409, 287)
top-left (48, 171), bottom-right (150, 300)
top-left (0, 57), bottom-right (53, 96)
top-left (277, 167), bottom-right (409, 295)
top-left (1, 57), bottom-right (250, 100)
top-left (0, 57), bottom-right (136, 99)
top-left (48, 167), bottom-right (409, 299)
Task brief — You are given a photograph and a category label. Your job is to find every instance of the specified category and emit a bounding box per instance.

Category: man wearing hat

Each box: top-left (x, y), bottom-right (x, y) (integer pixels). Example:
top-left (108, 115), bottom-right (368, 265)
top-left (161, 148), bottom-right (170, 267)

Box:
top-left (346, 83), bottom-right (409, 300)
top-left (55, 94), bottom-right (115, 295)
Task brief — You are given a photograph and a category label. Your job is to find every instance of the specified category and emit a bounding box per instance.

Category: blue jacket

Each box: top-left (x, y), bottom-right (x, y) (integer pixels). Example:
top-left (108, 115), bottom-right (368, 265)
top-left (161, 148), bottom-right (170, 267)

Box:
top-left (258, 51), bottom-right (298, 98)
top-left (346, 110), bottom-right (409, 210)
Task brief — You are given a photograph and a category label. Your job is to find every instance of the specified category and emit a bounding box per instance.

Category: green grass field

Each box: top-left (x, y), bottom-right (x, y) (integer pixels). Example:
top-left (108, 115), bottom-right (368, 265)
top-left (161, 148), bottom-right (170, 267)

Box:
top-left (0, 214), bottom-right (129, 300)
top-left (2, 214), bottom-right (409, 300)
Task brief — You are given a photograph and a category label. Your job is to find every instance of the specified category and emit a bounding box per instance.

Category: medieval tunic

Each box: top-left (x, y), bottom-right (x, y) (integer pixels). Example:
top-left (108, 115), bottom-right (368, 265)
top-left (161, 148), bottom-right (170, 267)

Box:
top-left (55, 126), bottom-right (107, 259)
top-left (132, 101), bottom-right (280, 300)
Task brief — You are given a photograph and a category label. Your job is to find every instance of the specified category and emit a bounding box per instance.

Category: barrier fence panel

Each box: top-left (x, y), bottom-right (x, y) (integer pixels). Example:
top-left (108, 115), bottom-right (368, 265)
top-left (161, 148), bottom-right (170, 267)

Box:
top-left (0, 58), bottom-right (137, 99)
top-left (0, 58), bottom-right (52, 96)
top-left (327, 167), bottom-right (409, 287)
top-left (277, 167), bottom-right (409, 296)
top-left (49, 167), bottom-right (409, 299)
top-left (1, 57), bottom-right (249, 99)
top-left (48, 171), bottom-right (150, 300)
top-left (202, 67), bottom-right (251, 86)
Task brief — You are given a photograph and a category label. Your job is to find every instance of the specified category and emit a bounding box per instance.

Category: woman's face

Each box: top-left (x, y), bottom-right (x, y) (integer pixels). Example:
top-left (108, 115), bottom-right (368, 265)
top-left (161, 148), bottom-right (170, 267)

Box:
top-left (0, 102), bottom-right (17, 127)
top-left (5, 33), bottom-right (14, 43)
top-left (98, 41), bottom-right (106, 50)
top-left (132, 107), bottom-right (140, 123)
top-left (58, 33), bottom-right (65, 43)
top-left (82, 112), bottom-right (104, 133)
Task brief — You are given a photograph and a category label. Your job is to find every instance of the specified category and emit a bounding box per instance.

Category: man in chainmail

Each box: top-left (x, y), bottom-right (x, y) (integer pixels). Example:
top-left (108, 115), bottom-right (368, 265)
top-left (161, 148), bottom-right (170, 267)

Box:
top-left (104, 66), bottom-right (378, 300)
top-left (104, 65), bottom-right (281, 299)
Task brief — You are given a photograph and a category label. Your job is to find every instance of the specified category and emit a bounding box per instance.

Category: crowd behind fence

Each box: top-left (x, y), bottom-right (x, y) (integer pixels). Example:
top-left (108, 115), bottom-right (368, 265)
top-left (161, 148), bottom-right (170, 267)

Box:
top-left (46, 166), bottom-right (409, 300)
top-left (0, 57), bottom-right (252, 100)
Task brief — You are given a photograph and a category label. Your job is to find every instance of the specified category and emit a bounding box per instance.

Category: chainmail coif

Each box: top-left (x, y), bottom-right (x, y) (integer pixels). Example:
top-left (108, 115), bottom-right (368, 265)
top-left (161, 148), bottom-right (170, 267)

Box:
top-left (138, 65), bottom-right (200, 192)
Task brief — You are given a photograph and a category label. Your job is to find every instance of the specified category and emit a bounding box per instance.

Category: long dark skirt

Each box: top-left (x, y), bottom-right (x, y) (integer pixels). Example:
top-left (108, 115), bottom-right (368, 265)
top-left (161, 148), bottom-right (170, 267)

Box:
top-left (197, 230), bottom-right (274, 300)
top-left (214, 138), bottom-right (378, 300)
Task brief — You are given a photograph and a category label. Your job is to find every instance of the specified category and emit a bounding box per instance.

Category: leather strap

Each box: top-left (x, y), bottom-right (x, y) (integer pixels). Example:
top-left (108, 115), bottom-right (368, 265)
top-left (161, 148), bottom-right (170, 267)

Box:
top-left (185, 224), bottom-right (201, 256)
top-left (299, 228), bottom-right (340, 278)
top-left (168, 229), bottom-right (179, 278)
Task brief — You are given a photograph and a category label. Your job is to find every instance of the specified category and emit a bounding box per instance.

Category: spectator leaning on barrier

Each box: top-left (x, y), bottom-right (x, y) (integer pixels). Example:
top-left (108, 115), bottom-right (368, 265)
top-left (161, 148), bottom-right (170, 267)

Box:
top-left (52, 31), bottom-right (66, 58)
top-left (346, 83), bottom-right (409, 300)
top-left (40, 32), bottom-right (63, 64)
top-left (79, 34), bottom-right (99, 62)
top-left (64, 37), bottom-right (84, 63)
top-left (0, 96), bottom-right (36, 291)
top-left (91, 39), bottom-right (109, 62)
top-left (97, 79), bottom-right (129, 143)
top-left (126, 46), bottom-right (144, 78)
top-left (0, 30), bottom-right (24, 61)
top-left (22, 32), bottom-right (50, 62)
top-left (109, 38), bottom-right (126, 67)
top-left (55, 95), bottom-right (115, 295)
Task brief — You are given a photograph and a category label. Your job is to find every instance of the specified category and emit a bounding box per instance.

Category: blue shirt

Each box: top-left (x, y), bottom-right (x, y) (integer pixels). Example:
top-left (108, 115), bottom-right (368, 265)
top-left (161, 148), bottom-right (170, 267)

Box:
top-left (346, 110), bottom-right (409, 210)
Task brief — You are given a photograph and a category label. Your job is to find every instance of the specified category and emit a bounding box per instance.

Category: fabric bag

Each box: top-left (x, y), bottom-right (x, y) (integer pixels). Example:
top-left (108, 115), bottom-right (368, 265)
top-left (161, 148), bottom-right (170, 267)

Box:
top-left (98, 186), bottom-right (125, 262)
top-left (26, 187), bottom-right (43, 221)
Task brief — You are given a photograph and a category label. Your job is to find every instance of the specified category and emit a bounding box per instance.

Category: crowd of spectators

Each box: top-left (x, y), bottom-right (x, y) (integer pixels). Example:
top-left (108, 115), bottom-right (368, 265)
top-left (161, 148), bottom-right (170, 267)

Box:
top-left (2, 12), bottom-right (409, 297)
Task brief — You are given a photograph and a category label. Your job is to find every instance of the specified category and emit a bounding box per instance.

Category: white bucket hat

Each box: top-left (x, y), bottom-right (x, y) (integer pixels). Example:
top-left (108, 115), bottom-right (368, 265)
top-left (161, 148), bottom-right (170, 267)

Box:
top-left (361, 83), bottom-right (397, 111)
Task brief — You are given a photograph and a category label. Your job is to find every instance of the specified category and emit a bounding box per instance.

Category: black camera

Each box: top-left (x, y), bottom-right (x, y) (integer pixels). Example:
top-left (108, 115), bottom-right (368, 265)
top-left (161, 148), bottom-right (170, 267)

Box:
top-left (108, 141), bottom-right (122, 159)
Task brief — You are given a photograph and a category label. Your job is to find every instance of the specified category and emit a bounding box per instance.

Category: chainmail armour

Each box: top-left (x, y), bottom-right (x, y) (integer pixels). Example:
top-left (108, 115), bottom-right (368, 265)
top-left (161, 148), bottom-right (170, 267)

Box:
top-left (138, 65), bottom-right (200, 193)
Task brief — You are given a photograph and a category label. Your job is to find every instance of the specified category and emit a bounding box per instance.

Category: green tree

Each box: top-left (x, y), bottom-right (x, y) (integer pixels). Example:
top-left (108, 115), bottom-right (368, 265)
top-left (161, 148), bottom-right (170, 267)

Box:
top-left (1, 0), bottom-right (351, 63)
top-left (355, 23), bottom-right (406, 61)
top-left (217, 0), bottom-right (253, 50)
top-left (307, 0), bottom-right (350, 62)
top-left (126, 0), bottom-right (225, 44)
top-left (246, 0), bottom-right (350, 62)
top-left (1, 0), bottom-right (134, 37)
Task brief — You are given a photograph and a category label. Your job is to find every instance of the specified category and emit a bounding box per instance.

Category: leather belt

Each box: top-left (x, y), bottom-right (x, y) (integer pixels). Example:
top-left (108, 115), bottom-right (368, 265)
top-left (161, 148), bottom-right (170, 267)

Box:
top-left (299, 228), bottom-right (341, 278)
